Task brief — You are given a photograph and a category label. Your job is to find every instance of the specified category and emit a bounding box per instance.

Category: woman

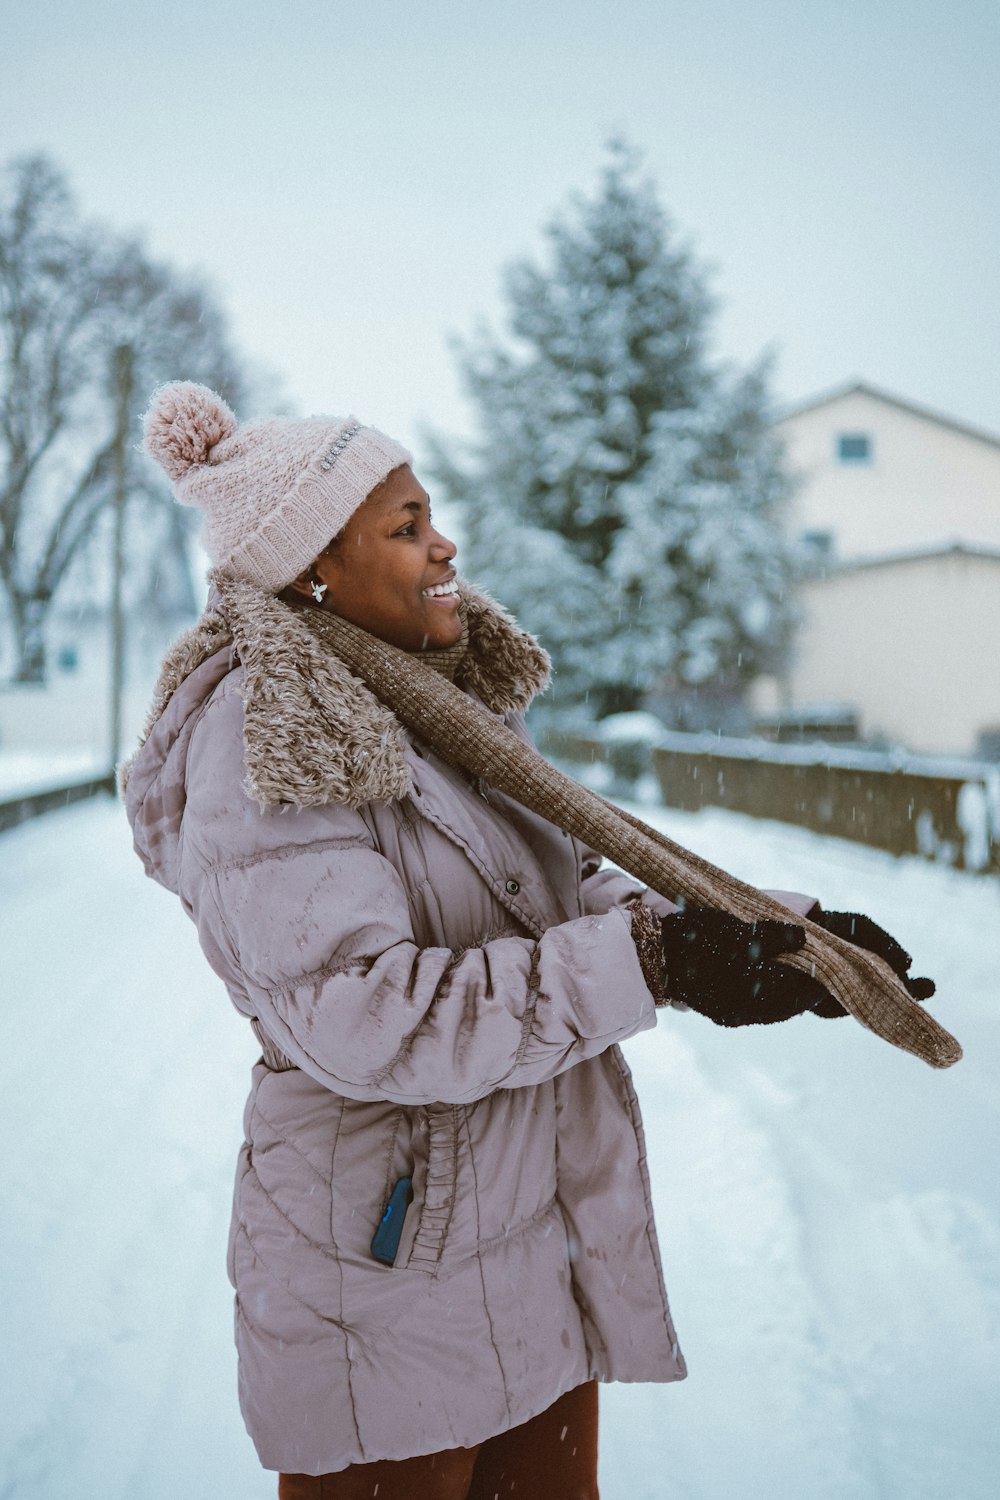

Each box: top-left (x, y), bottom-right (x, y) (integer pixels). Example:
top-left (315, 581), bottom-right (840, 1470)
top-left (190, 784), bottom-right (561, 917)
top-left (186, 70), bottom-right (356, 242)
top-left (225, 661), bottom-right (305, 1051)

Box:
top-left (124, 384), bottom-right (932, 1498)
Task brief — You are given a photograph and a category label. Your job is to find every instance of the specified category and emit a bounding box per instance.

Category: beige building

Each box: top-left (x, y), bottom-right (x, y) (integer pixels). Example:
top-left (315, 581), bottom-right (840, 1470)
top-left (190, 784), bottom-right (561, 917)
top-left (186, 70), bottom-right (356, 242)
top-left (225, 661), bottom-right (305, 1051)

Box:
top-left (766, 381), bottom-right (1000, 757)
top-left (784, 544), bottom-right (1000, 757)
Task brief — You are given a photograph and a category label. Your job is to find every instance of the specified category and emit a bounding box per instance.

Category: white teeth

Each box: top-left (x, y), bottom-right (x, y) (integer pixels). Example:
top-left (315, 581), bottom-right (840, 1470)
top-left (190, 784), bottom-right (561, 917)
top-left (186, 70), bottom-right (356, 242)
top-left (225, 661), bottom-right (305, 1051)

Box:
top-left (422, 580), bottom-right (458, 598)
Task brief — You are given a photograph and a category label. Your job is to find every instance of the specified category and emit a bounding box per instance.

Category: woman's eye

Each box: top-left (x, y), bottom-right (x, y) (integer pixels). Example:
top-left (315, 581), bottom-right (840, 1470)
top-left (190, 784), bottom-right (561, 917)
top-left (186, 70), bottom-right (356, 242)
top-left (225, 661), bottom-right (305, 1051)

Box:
top-left (396, 523), bottom-right (417, 537)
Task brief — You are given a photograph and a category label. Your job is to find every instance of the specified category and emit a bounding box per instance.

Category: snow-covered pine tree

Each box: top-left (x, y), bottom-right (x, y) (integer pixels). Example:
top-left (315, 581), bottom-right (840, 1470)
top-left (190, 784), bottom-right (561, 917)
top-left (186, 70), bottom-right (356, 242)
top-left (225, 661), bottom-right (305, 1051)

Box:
top-left (427, 140), bottom-right (797, 726)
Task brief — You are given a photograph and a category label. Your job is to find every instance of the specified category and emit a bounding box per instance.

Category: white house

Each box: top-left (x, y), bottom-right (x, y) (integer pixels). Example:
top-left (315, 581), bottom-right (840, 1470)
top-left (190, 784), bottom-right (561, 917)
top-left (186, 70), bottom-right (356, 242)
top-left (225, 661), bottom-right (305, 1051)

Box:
top-left (777, 379), bottom-right (1000, 561)
top-left (765, 381), bottom-right (1000, 758)
top-left (781, 543), bottom-right (1000, 757)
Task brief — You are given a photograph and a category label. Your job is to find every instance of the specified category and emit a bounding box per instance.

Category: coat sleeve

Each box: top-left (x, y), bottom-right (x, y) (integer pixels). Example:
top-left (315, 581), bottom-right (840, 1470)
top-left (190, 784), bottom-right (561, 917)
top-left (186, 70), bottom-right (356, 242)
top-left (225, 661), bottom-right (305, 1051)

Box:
top-left (195, 802), bottom-right (658, 1108)
top-left (577, 844), bottom-right (818, 921)
top-left (578, 841), bottom-right (680, 919)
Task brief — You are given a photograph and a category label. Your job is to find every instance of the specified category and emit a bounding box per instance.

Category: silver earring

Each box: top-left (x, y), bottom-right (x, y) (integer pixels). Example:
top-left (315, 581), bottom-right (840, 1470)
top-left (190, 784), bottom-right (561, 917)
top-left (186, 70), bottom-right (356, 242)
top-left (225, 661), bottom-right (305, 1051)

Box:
top-left (310, 579), bottom-right (328, 603)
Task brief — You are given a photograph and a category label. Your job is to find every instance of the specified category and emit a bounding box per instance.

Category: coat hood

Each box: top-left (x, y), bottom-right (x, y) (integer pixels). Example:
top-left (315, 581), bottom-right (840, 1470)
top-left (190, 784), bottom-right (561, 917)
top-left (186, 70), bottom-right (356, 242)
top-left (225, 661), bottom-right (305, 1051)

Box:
top-left (123, 575), bottom-right (550, 891)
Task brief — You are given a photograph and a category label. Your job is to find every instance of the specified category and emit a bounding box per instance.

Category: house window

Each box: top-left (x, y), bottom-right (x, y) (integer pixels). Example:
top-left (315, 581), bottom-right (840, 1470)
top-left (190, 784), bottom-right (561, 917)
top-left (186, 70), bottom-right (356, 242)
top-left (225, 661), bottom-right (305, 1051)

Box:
top-left (837, 432), bottom-right (872, 463)
top-left (800, 529), bottom-right (834, 561)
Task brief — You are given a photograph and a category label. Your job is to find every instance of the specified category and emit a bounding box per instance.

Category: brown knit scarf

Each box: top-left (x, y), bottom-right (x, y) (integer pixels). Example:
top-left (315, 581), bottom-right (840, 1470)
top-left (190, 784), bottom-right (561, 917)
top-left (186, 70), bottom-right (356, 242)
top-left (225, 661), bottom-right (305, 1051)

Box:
top-left (301, 605), bottom-right (961, 1072)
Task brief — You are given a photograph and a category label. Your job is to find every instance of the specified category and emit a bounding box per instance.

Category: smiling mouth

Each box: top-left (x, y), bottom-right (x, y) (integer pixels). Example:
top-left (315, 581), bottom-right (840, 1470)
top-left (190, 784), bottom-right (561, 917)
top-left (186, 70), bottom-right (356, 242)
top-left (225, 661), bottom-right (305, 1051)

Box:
top-left (422, 579), bottom-right (459, 599)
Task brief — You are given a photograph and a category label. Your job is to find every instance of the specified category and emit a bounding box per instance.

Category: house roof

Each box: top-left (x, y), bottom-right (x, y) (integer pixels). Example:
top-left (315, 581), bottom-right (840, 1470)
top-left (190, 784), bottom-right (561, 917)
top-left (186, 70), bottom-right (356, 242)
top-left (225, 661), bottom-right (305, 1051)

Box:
top-left (816, 540), bottom-right (1000, 575)
top-left (773, 379), bottom-right (1000, 454)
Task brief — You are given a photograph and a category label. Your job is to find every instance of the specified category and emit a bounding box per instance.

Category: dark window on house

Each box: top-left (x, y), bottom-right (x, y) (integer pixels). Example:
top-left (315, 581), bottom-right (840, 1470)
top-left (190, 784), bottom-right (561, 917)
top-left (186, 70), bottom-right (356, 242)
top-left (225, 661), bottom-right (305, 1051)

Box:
top-left (837, 432), bottom-right (872, 463)
top-left (801, 529), bottom-right (834, 561)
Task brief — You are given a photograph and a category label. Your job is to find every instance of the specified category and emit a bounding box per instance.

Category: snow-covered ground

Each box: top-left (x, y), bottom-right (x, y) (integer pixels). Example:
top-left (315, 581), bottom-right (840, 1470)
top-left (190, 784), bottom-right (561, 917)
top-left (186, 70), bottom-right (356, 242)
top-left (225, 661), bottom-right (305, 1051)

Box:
top-left (1, 796), bottom-right (997, 1499)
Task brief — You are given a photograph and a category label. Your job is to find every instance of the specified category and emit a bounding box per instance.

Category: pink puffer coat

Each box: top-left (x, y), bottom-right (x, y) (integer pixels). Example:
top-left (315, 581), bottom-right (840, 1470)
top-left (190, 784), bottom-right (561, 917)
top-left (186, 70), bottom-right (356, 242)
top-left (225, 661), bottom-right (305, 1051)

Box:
top-left (125, 584), bottom-right (691, 1475)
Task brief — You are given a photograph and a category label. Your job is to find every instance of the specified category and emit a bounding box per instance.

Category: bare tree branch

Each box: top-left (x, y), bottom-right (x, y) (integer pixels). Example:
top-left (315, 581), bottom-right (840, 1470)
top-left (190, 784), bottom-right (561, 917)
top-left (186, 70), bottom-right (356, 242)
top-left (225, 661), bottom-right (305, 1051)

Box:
top-left (0, 152), bottom-right (252, 679)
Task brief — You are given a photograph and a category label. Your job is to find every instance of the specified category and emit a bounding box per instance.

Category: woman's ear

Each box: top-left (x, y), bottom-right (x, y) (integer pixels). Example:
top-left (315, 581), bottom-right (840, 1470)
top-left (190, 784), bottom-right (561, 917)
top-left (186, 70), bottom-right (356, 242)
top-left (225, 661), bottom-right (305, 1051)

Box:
top-left (288, 567), bottom-right (317, 603)
top-left (286, 539), bottom-right (341, 606)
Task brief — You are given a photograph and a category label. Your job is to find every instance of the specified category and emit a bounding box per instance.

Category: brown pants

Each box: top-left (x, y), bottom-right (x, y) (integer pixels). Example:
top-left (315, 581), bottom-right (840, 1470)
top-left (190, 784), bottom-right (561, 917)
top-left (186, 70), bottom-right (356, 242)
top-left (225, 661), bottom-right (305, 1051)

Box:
top-left (278, 1380), bottom-right (599, 1499)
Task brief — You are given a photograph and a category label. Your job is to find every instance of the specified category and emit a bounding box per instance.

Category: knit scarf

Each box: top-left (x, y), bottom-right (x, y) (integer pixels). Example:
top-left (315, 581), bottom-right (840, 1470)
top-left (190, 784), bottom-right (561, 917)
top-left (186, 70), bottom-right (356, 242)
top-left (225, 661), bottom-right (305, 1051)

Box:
top-left (304, 606), bottom-right (960, 1072)
top-left (129, 578), bottom-right (962, 1071)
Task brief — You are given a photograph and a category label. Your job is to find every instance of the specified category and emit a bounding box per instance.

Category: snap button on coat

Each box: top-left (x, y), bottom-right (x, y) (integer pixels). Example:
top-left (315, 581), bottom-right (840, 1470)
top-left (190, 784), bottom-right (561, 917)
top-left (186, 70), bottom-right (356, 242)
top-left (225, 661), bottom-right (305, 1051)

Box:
top-left (505, 878), bottom-right (520, 894)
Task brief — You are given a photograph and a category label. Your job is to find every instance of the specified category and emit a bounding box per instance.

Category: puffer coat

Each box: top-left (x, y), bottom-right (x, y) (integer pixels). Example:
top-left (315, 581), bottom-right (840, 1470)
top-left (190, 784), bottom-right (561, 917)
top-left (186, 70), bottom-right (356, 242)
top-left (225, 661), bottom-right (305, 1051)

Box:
top-left (124, 581), bottom-right (689, 1475)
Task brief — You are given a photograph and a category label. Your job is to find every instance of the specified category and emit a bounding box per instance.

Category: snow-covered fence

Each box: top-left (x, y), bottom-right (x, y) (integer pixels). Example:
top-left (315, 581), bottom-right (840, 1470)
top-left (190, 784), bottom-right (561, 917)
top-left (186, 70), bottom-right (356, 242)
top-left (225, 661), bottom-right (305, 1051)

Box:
top-left (545, 724), bottom-right (1000, 874)
top-left (0, 773), bottom-right (117, 835)
top-left (546, 712), bottom-right (669, 792)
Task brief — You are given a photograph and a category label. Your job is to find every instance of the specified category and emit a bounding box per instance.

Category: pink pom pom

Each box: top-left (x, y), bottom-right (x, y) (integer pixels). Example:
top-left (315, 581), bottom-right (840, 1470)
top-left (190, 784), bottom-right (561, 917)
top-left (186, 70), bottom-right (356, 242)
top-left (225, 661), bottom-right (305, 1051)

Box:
top-left (142, 382), bottom-right (237, 483)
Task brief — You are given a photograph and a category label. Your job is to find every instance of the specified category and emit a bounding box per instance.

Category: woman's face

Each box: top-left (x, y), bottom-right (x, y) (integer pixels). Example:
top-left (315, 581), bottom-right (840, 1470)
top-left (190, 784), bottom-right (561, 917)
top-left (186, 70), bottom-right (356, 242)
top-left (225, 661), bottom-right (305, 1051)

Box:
top-left (296, 465), bottom-right (462, 651)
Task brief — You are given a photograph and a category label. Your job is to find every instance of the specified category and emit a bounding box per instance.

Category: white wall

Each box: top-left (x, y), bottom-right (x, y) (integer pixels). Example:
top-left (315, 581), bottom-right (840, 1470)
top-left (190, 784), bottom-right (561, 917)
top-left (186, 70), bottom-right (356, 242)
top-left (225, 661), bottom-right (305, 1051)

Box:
top-left (777, 390), bottom-right (1000, 560)
top-left (784, 550), bottom-right (1000, 756)
top-left (0, 615), bottom-right (185, 763)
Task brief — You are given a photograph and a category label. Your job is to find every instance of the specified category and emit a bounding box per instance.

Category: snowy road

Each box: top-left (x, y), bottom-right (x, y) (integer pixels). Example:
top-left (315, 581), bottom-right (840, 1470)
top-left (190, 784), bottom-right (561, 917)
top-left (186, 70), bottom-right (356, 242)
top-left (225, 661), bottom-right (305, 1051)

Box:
top-left (1, 796), bottom-right (998, 1499)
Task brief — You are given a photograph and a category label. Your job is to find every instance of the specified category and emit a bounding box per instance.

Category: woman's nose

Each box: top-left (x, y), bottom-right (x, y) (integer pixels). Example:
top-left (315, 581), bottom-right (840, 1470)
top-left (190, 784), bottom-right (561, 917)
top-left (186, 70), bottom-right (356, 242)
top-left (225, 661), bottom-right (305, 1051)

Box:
top-left (430, 529), bottom-right (457, 560)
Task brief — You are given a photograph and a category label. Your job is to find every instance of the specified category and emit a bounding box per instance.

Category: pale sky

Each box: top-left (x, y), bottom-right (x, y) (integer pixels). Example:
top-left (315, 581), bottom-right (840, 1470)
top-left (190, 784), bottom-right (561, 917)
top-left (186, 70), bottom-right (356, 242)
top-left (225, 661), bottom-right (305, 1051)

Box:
top-left (3, 0), bottom-right (998, 459)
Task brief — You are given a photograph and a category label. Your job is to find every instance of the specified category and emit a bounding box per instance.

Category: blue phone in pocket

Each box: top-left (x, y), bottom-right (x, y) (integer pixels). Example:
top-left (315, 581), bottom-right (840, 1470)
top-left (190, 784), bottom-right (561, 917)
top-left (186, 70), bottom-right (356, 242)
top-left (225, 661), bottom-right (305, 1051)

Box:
top-left (370, 1177), bottom-right (413, 1266)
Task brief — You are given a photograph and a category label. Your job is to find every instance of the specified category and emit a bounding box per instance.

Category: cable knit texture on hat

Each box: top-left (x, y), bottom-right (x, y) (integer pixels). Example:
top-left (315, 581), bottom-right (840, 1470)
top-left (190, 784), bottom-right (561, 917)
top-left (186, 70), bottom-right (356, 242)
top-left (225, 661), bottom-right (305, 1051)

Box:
top-left (142, 382), bottom-right (412, 591)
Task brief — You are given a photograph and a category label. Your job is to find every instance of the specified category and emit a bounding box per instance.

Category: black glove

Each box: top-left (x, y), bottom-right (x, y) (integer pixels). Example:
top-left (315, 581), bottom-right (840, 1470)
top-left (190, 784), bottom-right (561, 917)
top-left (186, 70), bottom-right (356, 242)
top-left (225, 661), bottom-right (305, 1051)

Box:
top-left (808, 910), bottom-right (936, 1017)
top-left (660, 906), bottom-right (832, 1028)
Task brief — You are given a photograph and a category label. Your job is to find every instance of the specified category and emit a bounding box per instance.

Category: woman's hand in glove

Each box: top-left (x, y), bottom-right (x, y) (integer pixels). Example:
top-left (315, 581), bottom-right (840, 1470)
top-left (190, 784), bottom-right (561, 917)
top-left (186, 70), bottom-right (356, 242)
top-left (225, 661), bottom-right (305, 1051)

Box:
top-left (807, 910), bottom-right (936, 1017)
top-left (659, 906), bottom-right (833, 1027)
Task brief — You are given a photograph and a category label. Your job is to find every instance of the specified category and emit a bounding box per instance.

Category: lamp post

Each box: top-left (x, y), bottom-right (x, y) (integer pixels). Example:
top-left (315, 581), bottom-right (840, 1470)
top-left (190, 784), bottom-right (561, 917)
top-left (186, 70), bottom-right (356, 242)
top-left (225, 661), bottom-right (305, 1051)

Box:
top-left (109, 342), bottom-right (134, 773)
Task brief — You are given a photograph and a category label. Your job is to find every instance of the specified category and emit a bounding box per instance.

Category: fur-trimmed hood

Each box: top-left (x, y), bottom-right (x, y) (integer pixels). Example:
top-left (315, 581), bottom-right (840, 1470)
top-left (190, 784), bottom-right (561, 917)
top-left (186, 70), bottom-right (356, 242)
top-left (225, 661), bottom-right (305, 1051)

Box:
top-left (123, 575), bottom-right (550, 885)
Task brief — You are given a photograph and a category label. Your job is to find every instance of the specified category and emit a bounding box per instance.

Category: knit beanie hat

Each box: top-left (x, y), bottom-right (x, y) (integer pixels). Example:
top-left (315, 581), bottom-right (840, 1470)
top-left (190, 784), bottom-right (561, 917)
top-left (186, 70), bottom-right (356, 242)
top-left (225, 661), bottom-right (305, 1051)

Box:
top-left (142, 382), bottom-right (412, 591)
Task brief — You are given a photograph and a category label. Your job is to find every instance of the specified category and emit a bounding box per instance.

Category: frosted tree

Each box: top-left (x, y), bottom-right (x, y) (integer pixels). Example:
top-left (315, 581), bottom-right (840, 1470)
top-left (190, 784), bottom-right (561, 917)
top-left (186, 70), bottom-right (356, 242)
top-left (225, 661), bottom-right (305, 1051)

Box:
top-left (427, 141), bottom-right (797, 724)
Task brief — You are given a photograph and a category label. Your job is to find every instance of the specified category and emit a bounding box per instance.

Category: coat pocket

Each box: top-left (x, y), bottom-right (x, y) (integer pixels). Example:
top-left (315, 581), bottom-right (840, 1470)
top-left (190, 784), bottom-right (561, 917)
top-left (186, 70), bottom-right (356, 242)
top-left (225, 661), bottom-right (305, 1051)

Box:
top-left (329, 1099), bottom-right (411, 1262)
